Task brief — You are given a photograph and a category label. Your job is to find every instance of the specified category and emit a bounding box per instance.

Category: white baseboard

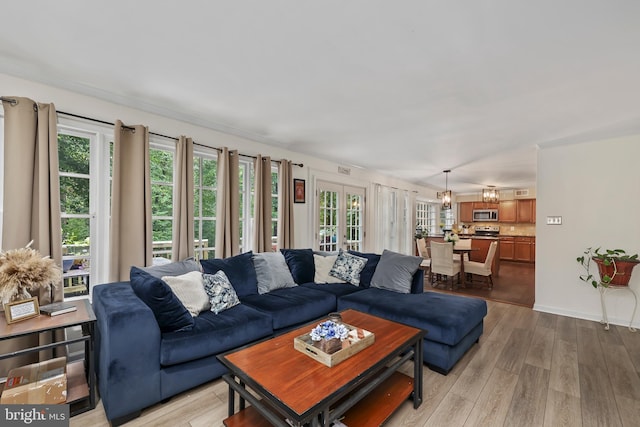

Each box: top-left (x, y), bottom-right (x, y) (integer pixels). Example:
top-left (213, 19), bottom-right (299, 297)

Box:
top-left (533, 303), bottom-right (639, 329)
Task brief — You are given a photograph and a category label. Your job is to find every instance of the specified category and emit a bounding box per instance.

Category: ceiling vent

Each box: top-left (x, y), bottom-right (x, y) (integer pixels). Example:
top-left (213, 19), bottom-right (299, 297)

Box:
top-left (515, 189), bottom-right (529, 198)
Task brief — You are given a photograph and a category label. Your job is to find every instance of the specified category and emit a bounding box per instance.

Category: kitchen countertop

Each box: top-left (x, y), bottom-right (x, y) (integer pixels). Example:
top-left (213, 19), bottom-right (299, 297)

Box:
top-left (433, 234), bottom-right (500, 240)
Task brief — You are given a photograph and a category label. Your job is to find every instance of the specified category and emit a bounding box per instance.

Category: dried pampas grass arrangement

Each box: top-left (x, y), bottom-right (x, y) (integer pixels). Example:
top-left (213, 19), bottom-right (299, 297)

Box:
top-left (0, 241), bottom-right (62, 305)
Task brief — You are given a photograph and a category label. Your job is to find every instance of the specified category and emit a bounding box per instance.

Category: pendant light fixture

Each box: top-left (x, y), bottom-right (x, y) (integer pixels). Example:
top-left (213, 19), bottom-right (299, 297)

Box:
top-left (441, 169), bottom-right (452, 210)
top-left (482, 186), bottom-right (499, 203)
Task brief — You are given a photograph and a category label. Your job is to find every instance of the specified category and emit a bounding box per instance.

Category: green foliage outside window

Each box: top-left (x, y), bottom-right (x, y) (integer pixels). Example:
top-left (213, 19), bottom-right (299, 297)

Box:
top-left (59, 133), bottom-right (280, 259)
top-left (59, 134), bottom-right (90, 245)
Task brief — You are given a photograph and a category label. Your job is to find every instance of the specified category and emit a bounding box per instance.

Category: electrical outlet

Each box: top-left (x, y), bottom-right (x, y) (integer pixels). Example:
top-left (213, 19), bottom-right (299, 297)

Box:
top-left (546, 216), bottom-right (562, 225)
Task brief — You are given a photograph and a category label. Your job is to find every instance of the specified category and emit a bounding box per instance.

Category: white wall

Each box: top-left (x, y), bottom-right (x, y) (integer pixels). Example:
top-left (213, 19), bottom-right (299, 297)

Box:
top-left (1, 73), bottom-right (437, 252)
top-left (535, 135), bottom-right (640, 328)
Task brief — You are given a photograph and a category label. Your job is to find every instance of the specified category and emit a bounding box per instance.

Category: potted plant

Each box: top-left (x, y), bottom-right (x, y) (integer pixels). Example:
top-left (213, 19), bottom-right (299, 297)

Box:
top-left (577, 247), bottom-right (640, 288)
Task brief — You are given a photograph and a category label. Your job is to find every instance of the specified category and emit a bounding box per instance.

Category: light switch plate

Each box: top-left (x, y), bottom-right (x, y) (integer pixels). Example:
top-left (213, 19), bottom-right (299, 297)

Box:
top-left (546, 216), bottom-right (562, 225)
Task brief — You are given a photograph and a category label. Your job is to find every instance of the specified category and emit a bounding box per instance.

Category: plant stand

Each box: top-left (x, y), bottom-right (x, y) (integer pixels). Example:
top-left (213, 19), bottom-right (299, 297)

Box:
top-left (598, 285), bottom-right (638, 332)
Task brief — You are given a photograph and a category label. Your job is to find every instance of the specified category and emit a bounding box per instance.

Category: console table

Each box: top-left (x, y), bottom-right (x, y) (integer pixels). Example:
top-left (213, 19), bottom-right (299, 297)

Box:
top-left (0, 299), bottom-right (96, 415)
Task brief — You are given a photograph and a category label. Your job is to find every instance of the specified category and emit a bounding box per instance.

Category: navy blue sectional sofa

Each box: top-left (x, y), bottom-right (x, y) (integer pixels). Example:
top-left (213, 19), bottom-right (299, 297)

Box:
top-left (93, 249), bottom-right (487, 425)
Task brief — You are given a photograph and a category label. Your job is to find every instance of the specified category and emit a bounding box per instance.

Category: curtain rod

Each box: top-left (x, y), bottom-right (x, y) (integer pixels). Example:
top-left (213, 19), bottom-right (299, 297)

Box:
top-left (55, 110), bottom-right (303, 167)
top-left (1, 97), bottom-right (302, 167)
top-left (0, 96), bottom-right (18, 106)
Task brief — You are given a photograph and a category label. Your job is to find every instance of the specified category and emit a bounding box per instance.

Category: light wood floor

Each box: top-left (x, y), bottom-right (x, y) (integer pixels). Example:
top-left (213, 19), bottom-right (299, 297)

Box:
top-left (72, 300), bottom-right (640, 427)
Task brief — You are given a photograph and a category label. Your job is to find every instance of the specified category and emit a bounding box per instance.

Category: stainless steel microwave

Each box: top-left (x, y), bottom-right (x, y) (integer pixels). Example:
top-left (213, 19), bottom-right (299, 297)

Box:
top-left (473, 209), bottom-right (498, 222)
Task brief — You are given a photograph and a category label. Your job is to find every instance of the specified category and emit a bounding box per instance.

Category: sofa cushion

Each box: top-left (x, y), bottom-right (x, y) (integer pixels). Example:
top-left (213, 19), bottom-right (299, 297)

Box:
top-left (313, 254), bottom-right (344, 284)
top-left (241, 286), bottom-right (336, 330)
top-left (159, 304), bottom-right (273, 366)
top-left (253, 252), bottom-right (297, 294)
top-left (347, 251), bottom-right (380, 288)
top-left (300, 282), bottom-right (363, 298)
top-left (203, 271), bottom-right (241, 314)
top-left (130, 267), bottom-right (195, 333)
top-left (370, 249), bottom-right (422, 294)
top-left (200, 251), bottom-right (257, 298)
top-left (329, 250), bottom-right (368, 285)
top-left (162, 271), bottom-right (210, 316)
top-left (337, 289), bottom-right (487, 346)
top-left (280, 248), bottom-right (315, 284)
top-left (140, 257), bottom-right (201, 278)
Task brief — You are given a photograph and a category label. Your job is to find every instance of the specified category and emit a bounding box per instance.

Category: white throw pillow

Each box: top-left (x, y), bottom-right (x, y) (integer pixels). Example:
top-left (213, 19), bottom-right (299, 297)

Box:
top-left (313, 254), bottom-right (344, 284)
top-left (162, 271), bottom-right (210, 316)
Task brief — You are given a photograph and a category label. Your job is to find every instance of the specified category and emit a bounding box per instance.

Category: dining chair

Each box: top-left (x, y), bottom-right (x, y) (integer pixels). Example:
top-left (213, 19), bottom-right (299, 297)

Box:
top-left (465, 241), bottom-right (498, 289)
top-left (429, 242), bottom-right (461, 289)
top-left (416, 238), bottom-right (431, 272)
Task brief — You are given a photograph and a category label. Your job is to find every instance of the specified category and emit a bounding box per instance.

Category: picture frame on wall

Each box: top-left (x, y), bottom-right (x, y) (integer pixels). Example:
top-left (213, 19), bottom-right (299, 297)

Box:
top-left (294, 179), bottom-right (306, 203)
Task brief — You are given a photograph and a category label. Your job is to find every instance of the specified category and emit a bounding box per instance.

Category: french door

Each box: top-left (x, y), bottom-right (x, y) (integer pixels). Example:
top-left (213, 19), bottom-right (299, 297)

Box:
top-left (316, 181), bottom-right (365, 252)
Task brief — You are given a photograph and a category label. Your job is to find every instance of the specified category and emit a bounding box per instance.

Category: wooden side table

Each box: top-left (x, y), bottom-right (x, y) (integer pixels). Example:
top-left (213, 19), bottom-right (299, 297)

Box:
top-left (0, 299), bottom-right (96, 416)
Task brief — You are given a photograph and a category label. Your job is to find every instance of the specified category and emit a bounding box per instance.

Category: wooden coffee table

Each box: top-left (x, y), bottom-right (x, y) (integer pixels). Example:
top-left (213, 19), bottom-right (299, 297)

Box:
top-left (218, 309), bottom-right (425, 427)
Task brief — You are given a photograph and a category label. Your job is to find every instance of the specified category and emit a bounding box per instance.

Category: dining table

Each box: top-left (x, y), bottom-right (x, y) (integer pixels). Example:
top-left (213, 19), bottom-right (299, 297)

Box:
top-left (453, 247), bottom-right (479, 287)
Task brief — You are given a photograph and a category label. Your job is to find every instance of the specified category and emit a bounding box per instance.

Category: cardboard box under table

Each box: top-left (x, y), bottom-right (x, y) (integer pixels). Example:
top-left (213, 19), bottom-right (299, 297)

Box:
top-left (1, 356), bottom-right (67, 404)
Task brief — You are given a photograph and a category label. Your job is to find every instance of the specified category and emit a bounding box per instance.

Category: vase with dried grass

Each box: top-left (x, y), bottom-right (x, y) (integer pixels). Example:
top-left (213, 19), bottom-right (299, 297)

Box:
top-left (0, 241), bottom-right (62, 307)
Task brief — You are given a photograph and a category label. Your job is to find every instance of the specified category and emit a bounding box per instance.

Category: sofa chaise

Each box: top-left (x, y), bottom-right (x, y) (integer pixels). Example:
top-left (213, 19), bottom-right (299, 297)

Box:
top-left (93, 248), bottom-right (487, 425)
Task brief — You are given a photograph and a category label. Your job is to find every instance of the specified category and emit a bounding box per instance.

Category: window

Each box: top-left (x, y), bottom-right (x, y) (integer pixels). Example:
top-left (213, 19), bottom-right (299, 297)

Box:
top-left (317, 181), bottom-right (365, 252)
top-left (375, 185), bottom-right (410, 253)
top-left (345, 191), bottom-right (364, 251)
top-left (416, 201), bottom-right (437, 236)
top-left (57, 120), bottom-right (112, 300)
top-left (270, 166), bottom-right (278, 251)
top-left (59, 132), bottom-right (92, 297)
top-left (239, 161), bottom-right (249, 253)
top-left (150, 144), bottom-right (174, 259)
top-left (241, 160), bottom-right (279, 253)
top-left (193, 150), bottom-right (217, 260)
top-left (440, 204), bottom-right (455, 231)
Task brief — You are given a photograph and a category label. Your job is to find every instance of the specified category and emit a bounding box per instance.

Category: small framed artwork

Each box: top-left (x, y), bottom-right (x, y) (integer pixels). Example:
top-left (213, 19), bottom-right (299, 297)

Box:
top-left (294, 179), bottom-right (306, 203)
top-left (4, 297), bottom-right (40, 324)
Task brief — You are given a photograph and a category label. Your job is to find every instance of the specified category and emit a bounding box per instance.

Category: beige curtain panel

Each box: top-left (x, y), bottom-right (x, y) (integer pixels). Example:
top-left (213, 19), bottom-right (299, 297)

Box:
top-left (252, 155), bottom-right (273, 253)
top-left (1, 97), bottom-right (63, 375)
top-left (109, 120), bottom-right (152, 281)
top-left (277, 159), bottom-right (295, 249)
top-left (215, 147), bottom-right (239, 258)
top-left (172, 136), bottom-right (194, 261)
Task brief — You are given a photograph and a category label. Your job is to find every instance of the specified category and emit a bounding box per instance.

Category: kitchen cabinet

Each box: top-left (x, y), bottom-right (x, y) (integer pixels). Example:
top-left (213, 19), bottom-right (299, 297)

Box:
top-left (459, 202), bottom-right (473, 223)
top-left (532, 238), bottom-right (536, 262)
top-left (517, 199), bottom-right (536, 223)
top-left (472, 202), bottom-right (499, 210)
top-left (499, 237), bottom-right (515, 260)
top-left (499, 200), bottom-right (517, 223)
top-left (514, 236), bottom-right (535, 262)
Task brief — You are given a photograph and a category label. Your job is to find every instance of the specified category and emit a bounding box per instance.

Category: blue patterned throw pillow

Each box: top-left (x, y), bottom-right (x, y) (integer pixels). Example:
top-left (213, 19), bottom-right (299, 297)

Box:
top-left (329, 250), bottom-right (368, 285)
top-left (202, 271), bottom-right (241, 314)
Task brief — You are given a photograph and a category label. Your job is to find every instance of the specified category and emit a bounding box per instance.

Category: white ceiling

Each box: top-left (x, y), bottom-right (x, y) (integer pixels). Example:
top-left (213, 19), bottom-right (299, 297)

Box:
top-left (2, 1), bottom-right (640, 193)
